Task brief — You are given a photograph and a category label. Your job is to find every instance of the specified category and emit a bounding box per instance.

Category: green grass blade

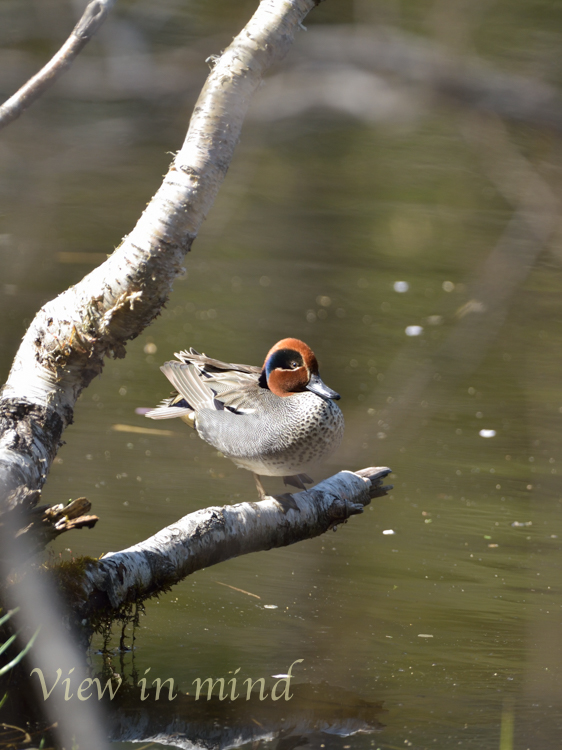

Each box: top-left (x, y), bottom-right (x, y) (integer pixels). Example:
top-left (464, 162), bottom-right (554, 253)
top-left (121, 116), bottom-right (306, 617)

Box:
top-left (0, 633), bottom-right (18, 657)
top-left (0, 608), bottom-right (19, 628)
top-left (0, 628), bottom-right (40, 676)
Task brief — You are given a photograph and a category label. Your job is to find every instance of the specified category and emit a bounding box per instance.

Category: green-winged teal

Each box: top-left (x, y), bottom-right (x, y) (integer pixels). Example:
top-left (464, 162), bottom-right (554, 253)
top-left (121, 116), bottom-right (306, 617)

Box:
top-left (146, 338), bottom-right (344, 500)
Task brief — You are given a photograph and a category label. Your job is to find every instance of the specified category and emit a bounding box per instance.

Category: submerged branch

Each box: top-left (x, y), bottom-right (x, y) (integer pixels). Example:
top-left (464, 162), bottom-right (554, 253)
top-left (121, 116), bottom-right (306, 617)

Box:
top-left (71, 468), bottom-right (391, 625)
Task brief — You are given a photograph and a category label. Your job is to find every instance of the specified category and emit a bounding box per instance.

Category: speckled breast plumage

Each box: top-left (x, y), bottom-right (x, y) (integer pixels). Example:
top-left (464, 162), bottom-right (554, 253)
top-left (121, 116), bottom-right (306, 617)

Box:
top-left (195, 388), bottom-right (344, 476)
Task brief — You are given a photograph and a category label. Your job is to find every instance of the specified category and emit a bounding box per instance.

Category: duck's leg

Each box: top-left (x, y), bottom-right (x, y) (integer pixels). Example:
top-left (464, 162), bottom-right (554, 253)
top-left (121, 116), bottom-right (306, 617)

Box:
top-left (253, 473), bottom-right (267, 501)
top-left (283, 473), bottom-right (313, 490)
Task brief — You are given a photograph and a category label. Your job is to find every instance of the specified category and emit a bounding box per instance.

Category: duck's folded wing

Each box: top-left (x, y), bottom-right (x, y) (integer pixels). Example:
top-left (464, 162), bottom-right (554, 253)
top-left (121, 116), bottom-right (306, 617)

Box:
top-left (196, 369), bottom-right (262, 413)
top-left (157, 361), bottom-right (216, 412)
top-left (148, 360), bottom-right (261, 417)
top-left (205, 375), bottom-right (262, 413)
top-left (175, 348), bottom-right (262, 375)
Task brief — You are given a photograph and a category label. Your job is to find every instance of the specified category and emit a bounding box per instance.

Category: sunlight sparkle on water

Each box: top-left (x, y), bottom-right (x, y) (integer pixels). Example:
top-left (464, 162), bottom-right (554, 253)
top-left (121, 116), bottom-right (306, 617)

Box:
top-left (405, 325), bottom-right (423, 336)
top-left (479, 429), bottom-right (496, 438)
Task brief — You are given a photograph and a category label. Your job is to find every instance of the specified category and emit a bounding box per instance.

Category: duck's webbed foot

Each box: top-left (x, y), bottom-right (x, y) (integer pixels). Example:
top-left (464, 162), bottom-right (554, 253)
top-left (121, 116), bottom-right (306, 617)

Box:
top-left (273, 493), bottom-right (300, 512)
top-left (253, 474), bottom-right (308, 510)
top-left (283, 473), bottom-right (313, 490)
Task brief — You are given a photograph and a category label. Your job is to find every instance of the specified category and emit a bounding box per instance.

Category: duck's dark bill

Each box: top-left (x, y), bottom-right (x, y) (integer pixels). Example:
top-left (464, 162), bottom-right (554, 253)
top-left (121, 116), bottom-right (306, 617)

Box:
top-left (306, 373), bottom-right (341, 400)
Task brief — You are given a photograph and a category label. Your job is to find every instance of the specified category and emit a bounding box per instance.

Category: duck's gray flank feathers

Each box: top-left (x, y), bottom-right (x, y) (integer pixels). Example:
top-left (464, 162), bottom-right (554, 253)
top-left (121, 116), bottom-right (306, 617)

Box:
top-left (145, 340), bottom-right (345, 484)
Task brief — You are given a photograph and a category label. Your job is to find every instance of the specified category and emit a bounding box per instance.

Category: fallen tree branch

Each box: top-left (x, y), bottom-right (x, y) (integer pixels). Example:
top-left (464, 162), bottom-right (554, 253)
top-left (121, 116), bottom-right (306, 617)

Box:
top-left (0, 0), bottom-right (117, 131)
top-left (68, 468), bottom-right (391, 627)
top-left (0, 0), bottom-right (320, 519)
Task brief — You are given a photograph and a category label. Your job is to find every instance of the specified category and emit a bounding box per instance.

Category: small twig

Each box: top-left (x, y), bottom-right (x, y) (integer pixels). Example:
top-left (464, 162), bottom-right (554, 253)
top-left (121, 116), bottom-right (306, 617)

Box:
top-left (1, 497), bottom-right (98, 567)
top-left (0, 0), bottom-right (116, 130)
top-left (214, 581), bottom-right (261, 599)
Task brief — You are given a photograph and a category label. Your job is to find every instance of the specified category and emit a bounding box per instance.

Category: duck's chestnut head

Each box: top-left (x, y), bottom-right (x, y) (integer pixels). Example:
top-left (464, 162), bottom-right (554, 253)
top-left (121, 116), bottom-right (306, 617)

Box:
top-left (260, 338), bottom-right (340, 400)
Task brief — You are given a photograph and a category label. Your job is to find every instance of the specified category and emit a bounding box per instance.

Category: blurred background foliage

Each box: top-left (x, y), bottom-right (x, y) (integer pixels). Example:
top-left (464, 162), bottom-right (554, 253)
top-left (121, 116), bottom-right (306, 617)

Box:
top-left (1, 0), bottom-right (562, 748)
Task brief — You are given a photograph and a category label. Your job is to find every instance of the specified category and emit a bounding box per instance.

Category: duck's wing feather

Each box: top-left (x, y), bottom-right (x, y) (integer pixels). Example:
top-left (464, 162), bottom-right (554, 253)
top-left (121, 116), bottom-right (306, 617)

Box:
top-left (146, 354), bottom-right (262, 420)
top-left (173, 348), bottom-right (262, 412)
top-left (145, 404), bottom-right (192, 420)
top-left (205, 378), bottom-right (261, 412)
top-left (144, 392), bottom-right (193, 420)
top-left (158, 361), bottom-right (216, 412)
top-left (175, 348), bottom-right (262, 375)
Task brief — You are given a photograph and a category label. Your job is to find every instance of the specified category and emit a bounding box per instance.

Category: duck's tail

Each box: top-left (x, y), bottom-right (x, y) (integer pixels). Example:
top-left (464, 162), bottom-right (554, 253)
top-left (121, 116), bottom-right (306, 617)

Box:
top-left (145, 361), bottom-right (214, 424)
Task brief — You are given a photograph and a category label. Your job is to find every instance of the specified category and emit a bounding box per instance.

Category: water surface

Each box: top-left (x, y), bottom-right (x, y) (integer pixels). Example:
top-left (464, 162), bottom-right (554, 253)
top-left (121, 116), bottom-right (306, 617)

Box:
top-left (1, 1), bottom-right (562, 748)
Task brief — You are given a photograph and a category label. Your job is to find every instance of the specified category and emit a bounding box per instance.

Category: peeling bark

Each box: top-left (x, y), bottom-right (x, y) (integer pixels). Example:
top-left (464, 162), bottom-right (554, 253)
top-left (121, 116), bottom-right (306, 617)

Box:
top-left (0, 400), bottom-right (66, 512)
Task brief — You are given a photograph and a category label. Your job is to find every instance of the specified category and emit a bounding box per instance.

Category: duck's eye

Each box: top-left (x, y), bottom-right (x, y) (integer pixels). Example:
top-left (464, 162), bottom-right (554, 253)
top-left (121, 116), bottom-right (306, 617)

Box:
top-left (266, 348), bottom-right (304, 376)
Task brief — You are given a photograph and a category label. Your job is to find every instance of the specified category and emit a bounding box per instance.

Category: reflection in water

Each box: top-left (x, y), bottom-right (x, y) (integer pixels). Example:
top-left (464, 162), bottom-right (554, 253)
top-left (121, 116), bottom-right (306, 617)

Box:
top-left (1, 677), bottom-right (384, 750)
top-left (106, 682), bottom-right (385, 749)
top-left (1, 0), bottom-right (562, 747)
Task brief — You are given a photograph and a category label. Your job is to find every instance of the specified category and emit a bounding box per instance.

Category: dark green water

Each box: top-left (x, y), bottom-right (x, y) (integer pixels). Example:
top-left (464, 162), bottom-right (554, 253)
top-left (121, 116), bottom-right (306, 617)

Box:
top-left (1, 1), bottom-right (562, 748)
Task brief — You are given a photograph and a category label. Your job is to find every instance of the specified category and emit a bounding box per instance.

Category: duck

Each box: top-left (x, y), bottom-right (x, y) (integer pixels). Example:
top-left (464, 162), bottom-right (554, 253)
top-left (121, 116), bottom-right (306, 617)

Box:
top-left (145, 338), bottom-right (344, 500)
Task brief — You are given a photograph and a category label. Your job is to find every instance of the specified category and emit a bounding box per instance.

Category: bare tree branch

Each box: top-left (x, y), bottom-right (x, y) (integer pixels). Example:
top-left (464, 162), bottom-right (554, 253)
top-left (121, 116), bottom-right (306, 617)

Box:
top-left (66, 468), bottom-right (391, 627)
top-left (0, 0), bottom-right (117, 131)
top-left (0, 0), bottom-right (320, 517)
